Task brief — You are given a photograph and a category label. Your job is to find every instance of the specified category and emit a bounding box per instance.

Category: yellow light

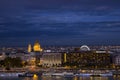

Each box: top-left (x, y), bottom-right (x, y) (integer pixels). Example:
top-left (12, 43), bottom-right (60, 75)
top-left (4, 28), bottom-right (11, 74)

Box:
top-left (33, 74), bottom-right (38, 80)
top-left (33, 74), bottom-right (38, 78)
top-left (64, 53), bottom-right (67, 63)
top-left (81, 70), bottom-right (85, 73)
top-left (74, 76), bottom-right (78, 80)
top-left (28, 44), bottom-right (32, 52)
top-left (33, 40), bottom-right (42, 52)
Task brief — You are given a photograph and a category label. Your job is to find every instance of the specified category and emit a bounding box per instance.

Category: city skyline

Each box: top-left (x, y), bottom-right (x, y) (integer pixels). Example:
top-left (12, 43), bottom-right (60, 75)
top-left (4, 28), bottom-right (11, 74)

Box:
top-left (0, 0), bottom-right (120, 46)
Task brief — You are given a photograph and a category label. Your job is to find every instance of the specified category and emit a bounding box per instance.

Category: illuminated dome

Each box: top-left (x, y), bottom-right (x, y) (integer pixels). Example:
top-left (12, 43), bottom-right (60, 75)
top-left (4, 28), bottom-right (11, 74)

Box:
top-left (80, 45), bottom-right (90, 51)
top-left (33, 40), bottom-right (43, 52)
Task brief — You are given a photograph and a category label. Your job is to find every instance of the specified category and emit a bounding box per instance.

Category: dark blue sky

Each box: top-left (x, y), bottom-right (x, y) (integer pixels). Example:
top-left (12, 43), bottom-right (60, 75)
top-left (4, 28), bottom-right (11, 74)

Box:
top-left (0, 0), bottom-right (120, 47)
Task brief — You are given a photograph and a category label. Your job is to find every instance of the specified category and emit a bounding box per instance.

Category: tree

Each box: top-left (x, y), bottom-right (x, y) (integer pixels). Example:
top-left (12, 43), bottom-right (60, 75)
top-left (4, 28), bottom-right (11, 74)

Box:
top-left (2, 57), bottom-right (23, 69)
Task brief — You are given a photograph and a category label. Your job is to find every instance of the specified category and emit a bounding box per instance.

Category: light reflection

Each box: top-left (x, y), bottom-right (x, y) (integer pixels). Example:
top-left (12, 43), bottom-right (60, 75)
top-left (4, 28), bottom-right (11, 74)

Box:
top-left (22, 77), bottom-right (31, 80)
top-left (75, 76), bottom-right (109, 80)
top-left (33, 74), bottom-right (38, 80)
top-left (113, 75), bottom-right (120, 80)
top-left (74, 76), bottom-right (78, 80)
top-left (90, 77), bottom-right (108, 80)
top-left (21, 76), bottom-right (114, 80)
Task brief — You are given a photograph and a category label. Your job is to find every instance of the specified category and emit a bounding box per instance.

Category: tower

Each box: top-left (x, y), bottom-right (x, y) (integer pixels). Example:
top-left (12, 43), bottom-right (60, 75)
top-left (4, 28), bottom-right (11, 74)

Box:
top-left (33, 40), bottom-right (43, 66)
top-left (33, 40), bottom-right (43, 52)
top-left (28, 44), bottom-right (32, 52)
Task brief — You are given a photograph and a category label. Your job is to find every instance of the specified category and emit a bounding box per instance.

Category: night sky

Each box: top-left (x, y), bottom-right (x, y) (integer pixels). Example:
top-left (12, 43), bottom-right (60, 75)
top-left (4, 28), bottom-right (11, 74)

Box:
top-left (0, 0), bottom-right (120, 47)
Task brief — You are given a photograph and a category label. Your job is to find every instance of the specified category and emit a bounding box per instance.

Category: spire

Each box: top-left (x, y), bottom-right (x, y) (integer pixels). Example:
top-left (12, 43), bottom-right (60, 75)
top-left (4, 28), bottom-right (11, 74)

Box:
top-left (28, 44), bottom-right (32, 52)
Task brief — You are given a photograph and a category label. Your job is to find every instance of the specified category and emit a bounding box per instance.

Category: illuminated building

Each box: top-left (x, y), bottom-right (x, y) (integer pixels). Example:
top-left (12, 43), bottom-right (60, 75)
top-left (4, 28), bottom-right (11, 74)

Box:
top-left (33, 40), bottom-right (43, 66)
top-left (42, 52), bottom-right (62, 67)
top-left (26, 40), bottom-right (43, 66)
top-left (33, 40), bottom-right (43, 52)
top-left (0, 52), bottom-right (6, 60)
top-left (62, 51), bottom-right (111, 68)
top-left (114, 55), bottom-right (120, 66)
top-left (28, 44), bottom-right (32, 52)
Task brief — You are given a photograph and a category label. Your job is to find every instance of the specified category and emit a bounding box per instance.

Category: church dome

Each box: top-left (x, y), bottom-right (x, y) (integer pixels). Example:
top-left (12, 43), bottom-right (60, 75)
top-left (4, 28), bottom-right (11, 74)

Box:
top-left (33, 40), bottom-right (42, 52)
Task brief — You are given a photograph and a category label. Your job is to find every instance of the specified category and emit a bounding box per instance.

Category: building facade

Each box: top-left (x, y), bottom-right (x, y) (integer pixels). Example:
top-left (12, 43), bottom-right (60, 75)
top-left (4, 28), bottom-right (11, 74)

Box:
top-left (114, 55), bottom-right (120, 66)
top-left (27, 40), bottom-right (43, 66)
top-left (0, 52), bottom-right (6, 60)
top-left (42, 53), bottom-right (62, 67)
top-left (63, 51), bottom-right (111, 68)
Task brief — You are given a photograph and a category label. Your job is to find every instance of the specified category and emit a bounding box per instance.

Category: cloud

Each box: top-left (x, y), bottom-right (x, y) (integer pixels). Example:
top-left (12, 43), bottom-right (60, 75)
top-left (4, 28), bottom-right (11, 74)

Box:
top-left (0, 0), bottom-right (120, 46)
